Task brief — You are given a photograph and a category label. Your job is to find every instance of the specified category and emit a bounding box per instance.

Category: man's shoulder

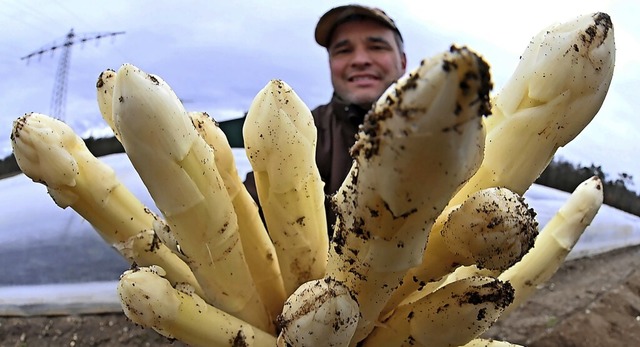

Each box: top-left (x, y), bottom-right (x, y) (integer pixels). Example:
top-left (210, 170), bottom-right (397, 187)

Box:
top-left (312, 99), bottom-right (338, 117)
top-left (310, 101), bottom-right (334, 129)
top-left (311, 102), bottom-right (332, 116)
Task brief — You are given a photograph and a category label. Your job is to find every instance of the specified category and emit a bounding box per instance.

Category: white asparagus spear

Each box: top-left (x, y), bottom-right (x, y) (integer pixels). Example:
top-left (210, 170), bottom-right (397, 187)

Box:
top-left (460, 338), bottom-right (524, 347)
top-left (498, 176), bottom-right (603, 316)
top-left (327, 45), bottom-right (491, 344)
top-left (362, 277), bottom-right (514, 347)
top-left (10, 112), bottom-right (201, 293)
top-left (243, 79), bottom-right (329, 295)
top-left (277, 278), bottom-right (360, 347)
top-left (190, 110), bottom-right (287, 323)
top-left (383, 187), bottom-right (538, 316)
top-left (435, 177), bottom-right (603, 318)
top-left (112, 63), bottom-right (272, 333)
top-left (118, 266), bottom-right (276, 347)
top-left (96, 69), bottom-right (120, 140)
top-left (452, 12), bottom-right (615, 203)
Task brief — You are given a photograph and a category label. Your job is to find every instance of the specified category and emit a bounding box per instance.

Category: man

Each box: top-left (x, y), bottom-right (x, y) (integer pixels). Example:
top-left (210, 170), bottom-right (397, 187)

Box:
top-left (245, 5), bottom-right (407, 236)
top-left (312, 5), bottom-right (406, 232)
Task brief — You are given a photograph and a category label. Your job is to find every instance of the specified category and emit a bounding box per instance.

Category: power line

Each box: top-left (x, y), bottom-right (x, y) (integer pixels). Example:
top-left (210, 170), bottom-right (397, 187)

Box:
top-left (2, 1), bottom-right (71, 32)
top-left (50, 0), bottom-right (94, 28)
top-left (20, 29), bottom-right (125, 122)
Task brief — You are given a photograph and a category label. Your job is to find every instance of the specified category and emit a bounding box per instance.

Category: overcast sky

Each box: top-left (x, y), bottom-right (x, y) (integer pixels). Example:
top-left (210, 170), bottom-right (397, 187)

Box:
top-left (1, 0), bottom-right (638, 191)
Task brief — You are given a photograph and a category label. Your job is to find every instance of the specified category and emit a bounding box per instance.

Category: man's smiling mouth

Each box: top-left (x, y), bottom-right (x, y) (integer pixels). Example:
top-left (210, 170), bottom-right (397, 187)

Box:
top-left (349, 75), bottom-right (378, 82)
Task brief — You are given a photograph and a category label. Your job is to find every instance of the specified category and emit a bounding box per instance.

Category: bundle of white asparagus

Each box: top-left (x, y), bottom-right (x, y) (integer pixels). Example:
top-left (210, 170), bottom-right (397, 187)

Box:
top-left (10, 12), bottom-right (614, 347)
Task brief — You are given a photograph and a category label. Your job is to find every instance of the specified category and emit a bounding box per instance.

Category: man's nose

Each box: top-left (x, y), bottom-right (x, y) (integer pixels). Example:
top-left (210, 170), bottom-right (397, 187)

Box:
top-left (350, 47), bottom-right (372, 67)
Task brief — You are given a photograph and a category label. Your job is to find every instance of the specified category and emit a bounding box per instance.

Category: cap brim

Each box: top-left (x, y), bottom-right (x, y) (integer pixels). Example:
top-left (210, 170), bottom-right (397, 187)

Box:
top-left (314, 5), bottom-right (400, 48)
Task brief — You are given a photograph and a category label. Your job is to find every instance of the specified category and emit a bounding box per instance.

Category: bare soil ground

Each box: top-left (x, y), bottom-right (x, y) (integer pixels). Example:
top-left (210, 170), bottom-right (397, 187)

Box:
top-left (485, 244), bottom-right (640, 346)
top-left (1, 245), bottom-right (639, 347)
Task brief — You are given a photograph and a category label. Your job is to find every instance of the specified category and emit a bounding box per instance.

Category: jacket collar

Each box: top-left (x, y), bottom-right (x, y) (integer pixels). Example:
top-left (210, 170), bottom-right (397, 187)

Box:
top-left (331, 93), bottom-right (369, 126)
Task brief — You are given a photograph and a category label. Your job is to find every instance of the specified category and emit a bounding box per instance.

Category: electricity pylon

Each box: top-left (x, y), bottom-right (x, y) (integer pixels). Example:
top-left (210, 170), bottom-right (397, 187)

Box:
top-left (21, 29), bottom-right (125, 122)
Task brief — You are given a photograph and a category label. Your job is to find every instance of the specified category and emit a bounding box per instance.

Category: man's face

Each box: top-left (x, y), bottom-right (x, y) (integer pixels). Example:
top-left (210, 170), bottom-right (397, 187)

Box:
top-left (328, 19), bottom-right (407, 108)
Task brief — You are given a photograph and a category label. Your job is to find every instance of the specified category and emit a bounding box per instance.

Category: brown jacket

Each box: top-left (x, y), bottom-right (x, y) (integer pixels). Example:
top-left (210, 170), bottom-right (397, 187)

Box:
top-left (244, 94), bottom-right (368, 238)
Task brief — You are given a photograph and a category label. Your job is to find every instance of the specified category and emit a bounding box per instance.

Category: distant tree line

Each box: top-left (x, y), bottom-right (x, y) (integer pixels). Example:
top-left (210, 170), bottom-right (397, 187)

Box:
top-left (1, 136), bottom-right (638, 217)
top-left (535, 158), bottom-right (640, 217)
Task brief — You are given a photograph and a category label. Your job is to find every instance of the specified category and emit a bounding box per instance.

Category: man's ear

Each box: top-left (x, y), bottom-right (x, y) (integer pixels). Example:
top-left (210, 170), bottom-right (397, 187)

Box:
top-left (401, 52), bottom-right (407, 71)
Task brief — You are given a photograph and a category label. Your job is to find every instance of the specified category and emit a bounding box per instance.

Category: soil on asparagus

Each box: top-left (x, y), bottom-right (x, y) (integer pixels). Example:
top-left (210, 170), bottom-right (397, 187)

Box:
top-left (1, 245), bottom-right (639, 347)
